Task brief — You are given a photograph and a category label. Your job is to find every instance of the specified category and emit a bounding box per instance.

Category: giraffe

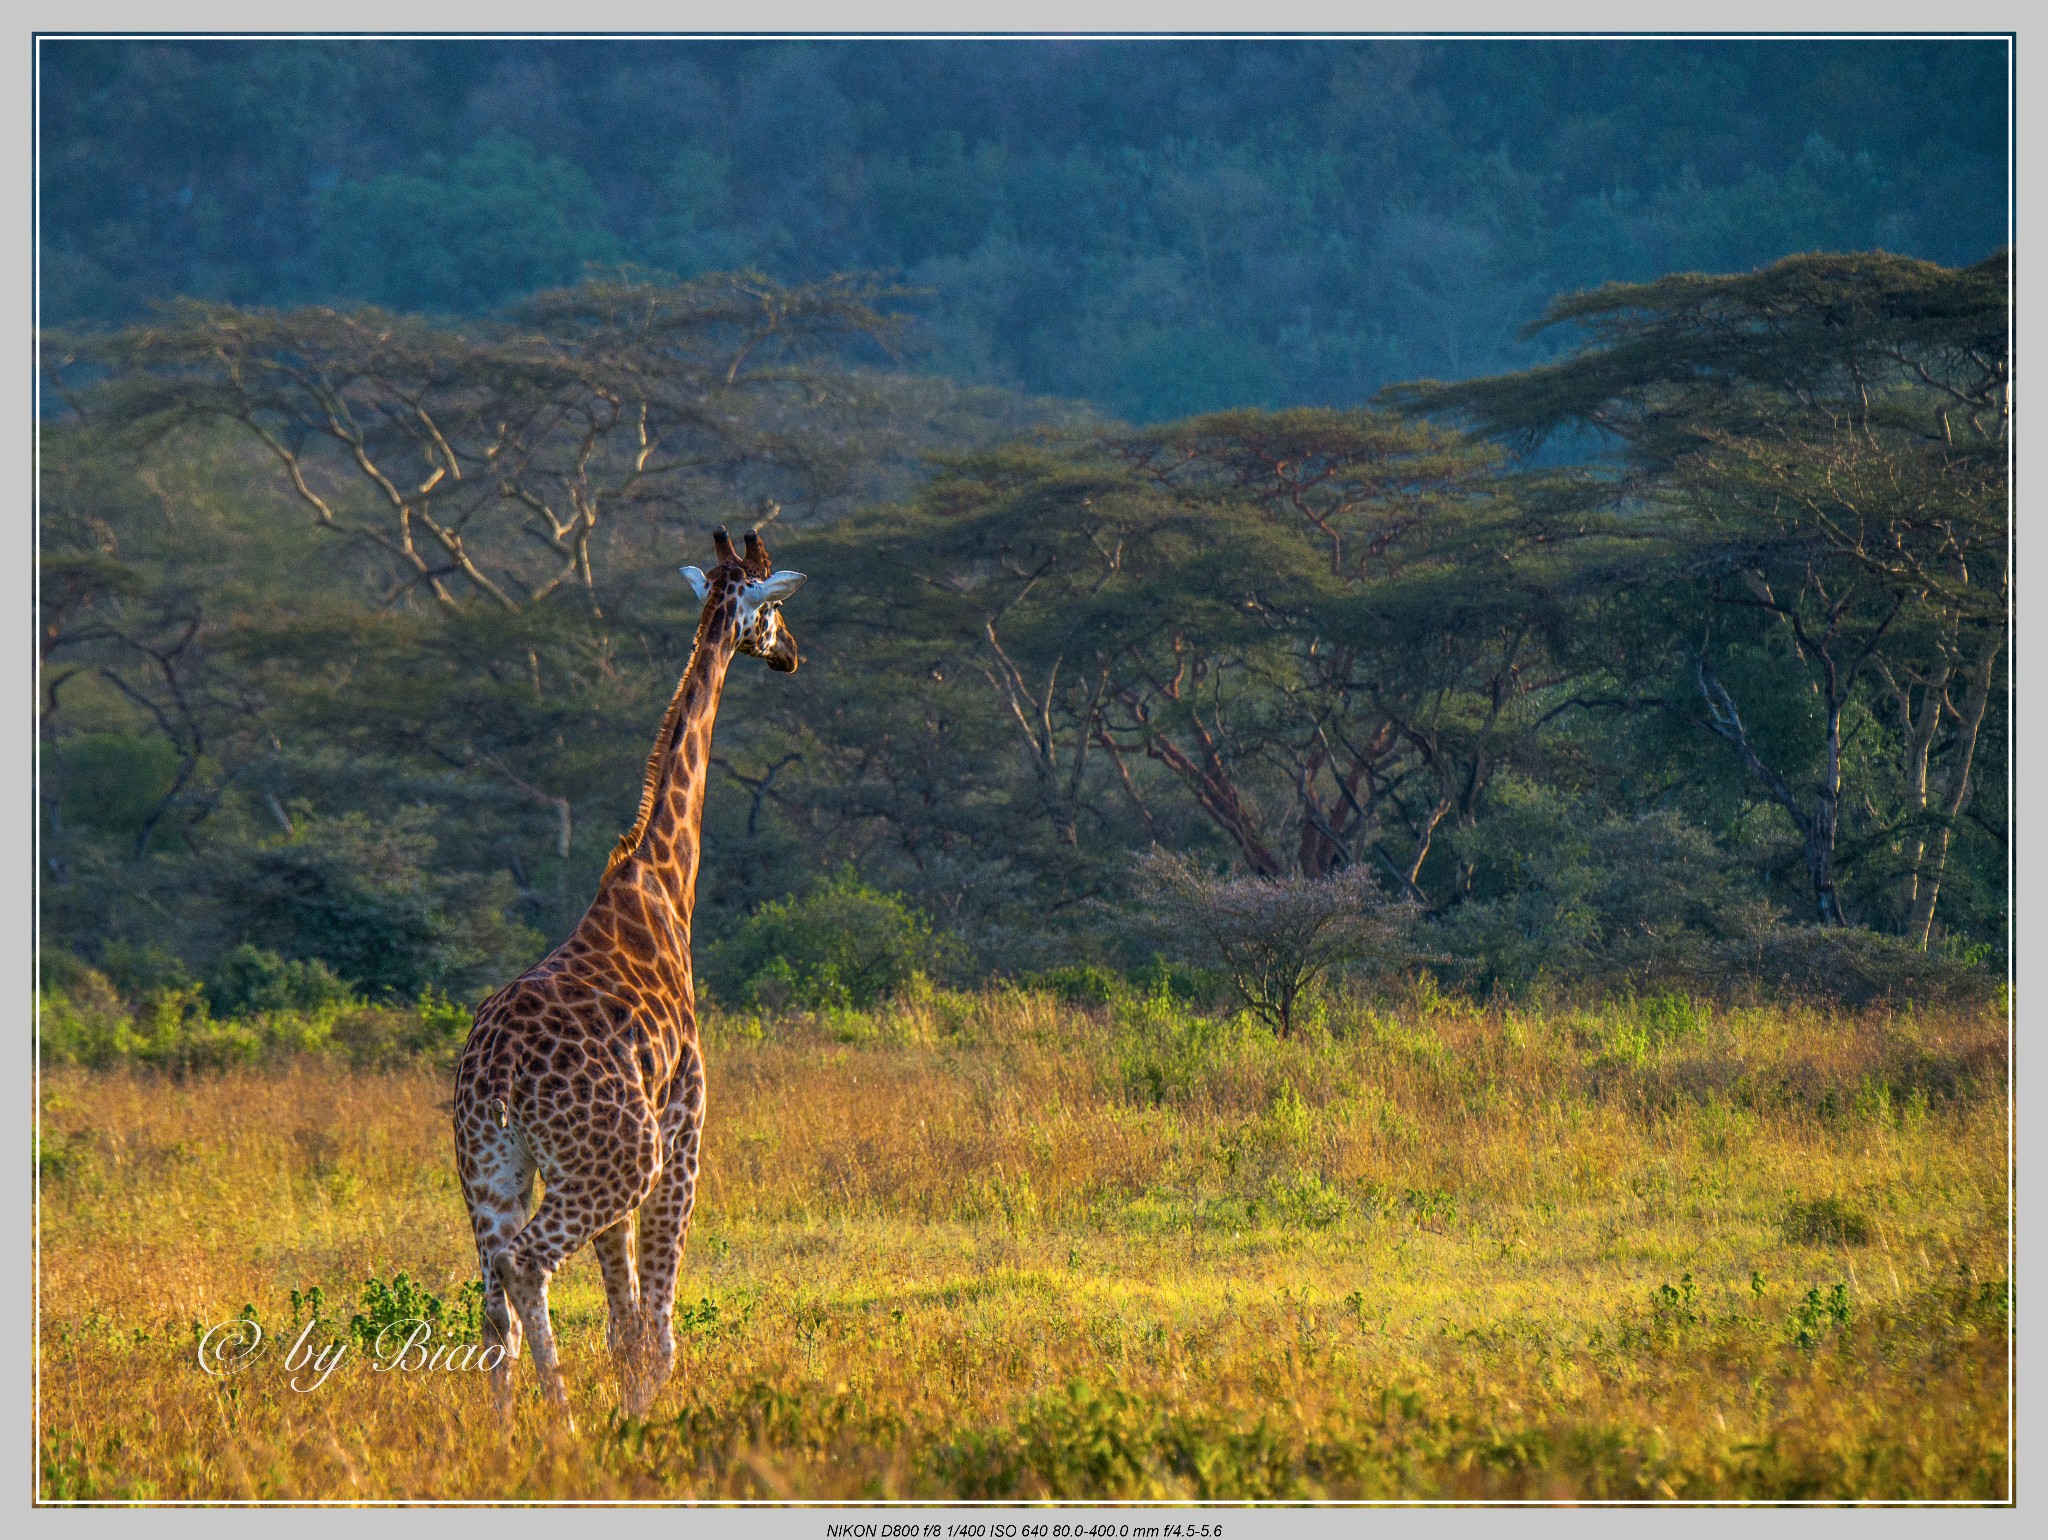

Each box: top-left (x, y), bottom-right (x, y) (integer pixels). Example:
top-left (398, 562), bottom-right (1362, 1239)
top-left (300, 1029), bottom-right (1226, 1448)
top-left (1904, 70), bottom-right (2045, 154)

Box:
top-left (452, 524), bottom-right (805, 1425)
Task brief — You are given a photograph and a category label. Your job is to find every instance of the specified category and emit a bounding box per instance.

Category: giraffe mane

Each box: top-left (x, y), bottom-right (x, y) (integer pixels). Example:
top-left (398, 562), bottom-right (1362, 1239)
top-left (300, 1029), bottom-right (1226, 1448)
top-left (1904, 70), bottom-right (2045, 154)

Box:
top-left (603, 584), bottom-right (727, 879)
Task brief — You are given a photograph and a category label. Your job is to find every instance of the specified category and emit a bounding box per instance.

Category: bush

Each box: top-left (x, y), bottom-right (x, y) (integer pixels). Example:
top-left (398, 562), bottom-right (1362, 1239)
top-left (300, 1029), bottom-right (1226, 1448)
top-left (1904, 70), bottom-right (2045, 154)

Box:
top-left (710, 870), bottom-right (958, 1012)
top-left (1431, 783), bottom-right (1766, 996)
top-left (38, 960), bottom-right (135, 1068)
top-left (97, 941), bottom-right (194, 1001)
top-left (1031, 965), bottom-right (1123, 1007)
top-left (1129, 852), bottom-right (1408, 1037)
top-left (208, 809), bottom-right (541, 1000)
top-left (204, 944), bottom-right (356, 1017)
top-left (39, 948), bottom-right (474, 1072)
top-left (1735, 926), bottom-right (1997, 1008)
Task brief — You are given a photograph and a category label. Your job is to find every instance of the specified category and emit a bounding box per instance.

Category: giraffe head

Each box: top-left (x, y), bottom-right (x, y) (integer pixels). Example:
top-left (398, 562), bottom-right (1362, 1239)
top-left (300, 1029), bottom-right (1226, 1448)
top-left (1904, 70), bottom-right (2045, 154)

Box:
top-left (679, 525), bottom-right (807, 674)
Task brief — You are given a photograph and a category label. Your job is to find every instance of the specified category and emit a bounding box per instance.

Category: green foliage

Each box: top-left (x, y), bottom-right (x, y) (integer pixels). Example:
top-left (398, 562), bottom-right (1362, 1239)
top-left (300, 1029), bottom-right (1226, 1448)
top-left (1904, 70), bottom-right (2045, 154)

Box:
top-left (40, 42), bottom-right (2004, 419)
top-left (97, 942), bottom-right (194, 1001)
top-left (35, 241), bottom-right (2005, 1009)
top-left (1262, 1169), bottom-right (1349, 1230)
top-left (1031, 965), bottom-right (1123, 1008)
top-left (53, 733), bottom-right (181, 839)
top-left (935, 1381), bottom-right (1167, 1499)
top-left (203, 945), bottom-right (354, 1018)
top-left (1739, 928), bottom-right (1999, 1009)
top-left (208, 811), bottom-right (540, 1001)
top-left (38, 971), bottom-right (476, 1072)
top-left (1649, 1272), bottom-right (1703, 1332)
top-left (317, 136), bottom-right (620, 314)
top-left (410, 986), bottom-right (475, 1058)
top-left (1396, 250), bottom-right (2007, 943)
top-left (1114, 989), bottom-right (1248, 1108)
top-left (346, 1272), bottom-right (480, 1347)
top-left (1129, 854), bottom-right (1409, 1037)
top-left (710, 871), bottom-right (957, 1012)
top-left (1788, 1283), bottom-right (1855, 1350)
top-left (1433, 781), bottom-right (1769, 995)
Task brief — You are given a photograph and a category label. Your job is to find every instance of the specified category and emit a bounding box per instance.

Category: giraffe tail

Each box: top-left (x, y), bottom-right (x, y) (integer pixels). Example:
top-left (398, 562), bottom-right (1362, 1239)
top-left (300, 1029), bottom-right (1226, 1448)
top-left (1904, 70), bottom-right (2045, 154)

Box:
top-left (473, 1028), bottom-right (518, 1132)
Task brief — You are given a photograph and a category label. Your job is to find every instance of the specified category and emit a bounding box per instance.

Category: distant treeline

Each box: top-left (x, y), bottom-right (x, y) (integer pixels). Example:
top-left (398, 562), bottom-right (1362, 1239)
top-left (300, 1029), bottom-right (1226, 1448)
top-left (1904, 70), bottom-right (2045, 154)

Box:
top-left (40, 38), bottom-right (2007, 420)
top-left (38, 248), bottom-right (2007, 1010)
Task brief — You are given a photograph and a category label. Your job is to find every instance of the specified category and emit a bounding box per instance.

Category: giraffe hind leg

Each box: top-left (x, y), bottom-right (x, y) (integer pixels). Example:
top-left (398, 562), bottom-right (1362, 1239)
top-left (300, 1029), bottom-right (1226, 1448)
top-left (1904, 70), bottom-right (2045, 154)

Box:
top-left (497, 1161), bottom-right (658, 1429)
top-left (481, 1255), bottom-right (523, 1417)
top-left (459, 1123), bottom-right (534, 1420)
top-left (635, 1081), bottom-right (704, 1405)
top-left (591, 1215), bottom-right (654, 1418)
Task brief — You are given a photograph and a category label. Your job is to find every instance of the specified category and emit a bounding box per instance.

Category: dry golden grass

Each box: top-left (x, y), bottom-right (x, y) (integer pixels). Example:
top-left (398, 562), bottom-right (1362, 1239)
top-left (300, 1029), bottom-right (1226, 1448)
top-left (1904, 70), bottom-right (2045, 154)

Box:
top-left (38, 989), bottom-right (2010, 1501)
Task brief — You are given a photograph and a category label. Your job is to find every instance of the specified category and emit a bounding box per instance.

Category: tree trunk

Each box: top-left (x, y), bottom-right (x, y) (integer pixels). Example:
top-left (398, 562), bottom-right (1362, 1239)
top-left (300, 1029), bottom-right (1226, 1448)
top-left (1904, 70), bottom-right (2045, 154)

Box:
top-left (1906, 630), bottom-right (2002, 947)
top-left (1694, 652), bottom-right (1846, 926)
top-left (1880, 658), bottom-right (1950, 927)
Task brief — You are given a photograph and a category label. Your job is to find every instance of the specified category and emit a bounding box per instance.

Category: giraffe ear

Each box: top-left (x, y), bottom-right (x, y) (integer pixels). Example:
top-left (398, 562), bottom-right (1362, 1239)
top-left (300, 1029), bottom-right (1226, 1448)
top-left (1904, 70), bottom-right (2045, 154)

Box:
top-left (679, 565), bottom-right (710, 602)
top-left (741, 570), bottom-right (807, 606)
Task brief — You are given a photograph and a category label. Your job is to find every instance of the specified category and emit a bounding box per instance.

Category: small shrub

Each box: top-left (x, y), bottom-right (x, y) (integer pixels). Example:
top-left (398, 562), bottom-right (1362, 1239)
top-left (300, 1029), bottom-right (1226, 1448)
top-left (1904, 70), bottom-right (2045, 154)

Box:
top-left (1740, 926), bottom-right (1997, 1008)
top-left (1649, 1272), bottom-right (1702, 1332)
top-left (127, 986), bottom-right (263, 1073)
top-left (347, 1271), bottom-right (471, 1347)
top-left (711, 869), bottom-right (958, 1011)
top-left (1264, 1083), bottom-right (1314, 1151)
top-left (1638, 991), bottom-right (1707, 1041)
top-left (39, 946), bottom-right (106, 998)
top-left (934, 1381), bottom-right (1161, 1499)
top-left (37, 1130), bottom-right (93, 1185)
top-left (1114, 989), bottom-right (1237, 1107)
top-left (1402, 1187), bottom-right (1460, 1230)
top-left (98, 941), bottom-right (194, 1001)
top-left (410, 986), bottom-right (474, 1056)
top-left (1783, 1196), bottom-right (1872, 1248)
top-left (38, 964), bottom-right (134, 1068)
top-left (204, 944), bottom-right (356, 1018)
top-left (1129, 852), bottom-right (1408, 1037)
top-left (1033, 965), bottom-right (1122, 1008)
top-left (1264, 1170), bottom-right (1347, 1229)
top-left (327, 1001), bottom-right (467, 1070)
top-left (1788, 1282), bottom-right (1854, 1349)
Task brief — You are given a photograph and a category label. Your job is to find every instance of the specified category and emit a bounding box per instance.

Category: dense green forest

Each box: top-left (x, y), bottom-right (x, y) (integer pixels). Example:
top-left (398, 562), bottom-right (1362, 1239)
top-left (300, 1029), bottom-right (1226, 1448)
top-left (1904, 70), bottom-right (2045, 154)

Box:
top-left (37, 41), bottom-right (2009, 1017)
top-left (43, 39), bottom-right (2007, 419)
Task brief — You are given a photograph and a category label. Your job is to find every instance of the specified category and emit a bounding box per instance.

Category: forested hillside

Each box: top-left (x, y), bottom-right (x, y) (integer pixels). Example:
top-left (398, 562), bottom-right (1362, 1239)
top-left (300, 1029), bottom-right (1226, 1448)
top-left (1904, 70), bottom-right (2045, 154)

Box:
top-left (39, 249), bottom-right (2007, 1011)
top-left (42, 39), bottom-right (2007, 420)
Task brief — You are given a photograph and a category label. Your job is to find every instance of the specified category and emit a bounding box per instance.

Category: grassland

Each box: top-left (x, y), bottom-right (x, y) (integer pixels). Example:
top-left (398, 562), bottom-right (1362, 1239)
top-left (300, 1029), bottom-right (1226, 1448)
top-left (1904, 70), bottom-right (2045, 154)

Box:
top-left (37, 987), bottom-right (2010, 1502)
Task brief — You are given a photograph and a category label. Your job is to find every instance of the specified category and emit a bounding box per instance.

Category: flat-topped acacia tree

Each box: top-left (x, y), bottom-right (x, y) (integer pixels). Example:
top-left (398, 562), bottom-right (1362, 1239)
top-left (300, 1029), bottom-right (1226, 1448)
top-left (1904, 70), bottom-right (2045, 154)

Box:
top-left (1390, 250), bottom-right (2008, 941)
top-left (46, 271), bottom-right (909, 615)
top-left (824, 408), bottom-right (1612, 897)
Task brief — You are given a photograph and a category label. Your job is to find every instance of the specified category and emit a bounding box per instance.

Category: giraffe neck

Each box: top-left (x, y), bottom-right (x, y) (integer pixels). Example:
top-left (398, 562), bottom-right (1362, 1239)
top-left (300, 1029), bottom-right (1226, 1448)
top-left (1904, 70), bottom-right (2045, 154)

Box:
top-left (589, 603), bottom-right (741, 955)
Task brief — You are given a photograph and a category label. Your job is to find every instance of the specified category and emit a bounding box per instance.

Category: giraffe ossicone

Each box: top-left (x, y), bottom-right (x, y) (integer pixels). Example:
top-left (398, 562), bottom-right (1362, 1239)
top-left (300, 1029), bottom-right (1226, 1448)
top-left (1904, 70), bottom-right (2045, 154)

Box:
top-left (452, 524), bottom-right (806, 1426)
